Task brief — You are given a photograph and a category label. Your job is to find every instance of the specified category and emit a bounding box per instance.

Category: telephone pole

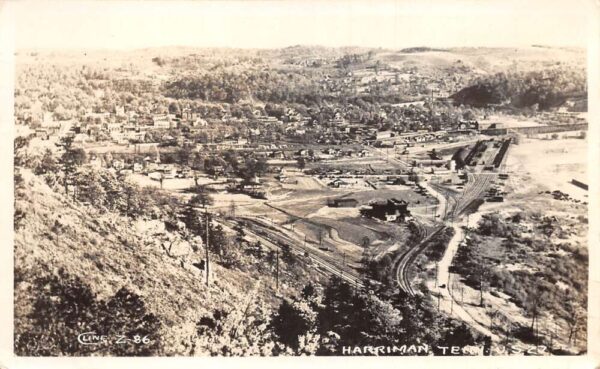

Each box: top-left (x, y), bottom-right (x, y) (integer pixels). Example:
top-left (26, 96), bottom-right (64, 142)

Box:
top-left (479, 276), bottom-right (484, 307)
top-left (205, 208), bottom-right (210, 286)
top-left (275, 249), bottom-right (279, 291)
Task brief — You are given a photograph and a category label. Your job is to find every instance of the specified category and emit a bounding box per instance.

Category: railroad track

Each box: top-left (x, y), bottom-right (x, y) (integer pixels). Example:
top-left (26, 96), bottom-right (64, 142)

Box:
top-left (394, 171), bottom-right (495, 295)
top-left (221, 216), bottom-right (363, 287)
top-left (429, 182), bottom-right (459, 221)
top-left (395, 225), bottom-right (445, 296)
top-left (453, 173), bottom-right (494, 216)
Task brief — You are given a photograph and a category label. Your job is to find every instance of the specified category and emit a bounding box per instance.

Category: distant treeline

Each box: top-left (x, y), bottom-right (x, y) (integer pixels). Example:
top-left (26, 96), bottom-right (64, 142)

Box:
top-left (400, 47), bottom-right (449, 53)
top-left (162, 69), bottom-right (403, 110)
top-left (163, 70), bottom-right (324, 105)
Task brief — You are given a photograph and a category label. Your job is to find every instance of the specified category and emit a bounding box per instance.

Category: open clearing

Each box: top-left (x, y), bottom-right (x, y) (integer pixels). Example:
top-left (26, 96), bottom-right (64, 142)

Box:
top-left (505, 136), bottom-right (587, 201)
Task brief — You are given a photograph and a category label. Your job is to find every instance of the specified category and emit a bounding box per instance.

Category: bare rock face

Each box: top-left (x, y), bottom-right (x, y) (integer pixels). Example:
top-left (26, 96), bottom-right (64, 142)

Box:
top-left (169, 239), bottom-right (193, 257)
top-left (135, 219), bottom-right (166, 237)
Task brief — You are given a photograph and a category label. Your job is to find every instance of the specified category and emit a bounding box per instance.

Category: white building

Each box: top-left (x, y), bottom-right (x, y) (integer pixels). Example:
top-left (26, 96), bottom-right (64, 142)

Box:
top-left (153, 115), bottom-right (172, 129)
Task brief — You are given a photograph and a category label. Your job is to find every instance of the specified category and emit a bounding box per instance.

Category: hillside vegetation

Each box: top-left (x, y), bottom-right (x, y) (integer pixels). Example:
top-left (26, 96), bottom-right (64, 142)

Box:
top-left (14, 168), bottom-right (281, 355)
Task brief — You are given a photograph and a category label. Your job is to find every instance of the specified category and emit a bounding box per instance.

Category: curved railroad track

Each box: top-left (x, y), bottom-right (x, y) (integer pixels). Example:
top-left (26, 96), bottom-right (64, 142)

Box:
top-left (395, 225), bottom-right (445, 296)
top-left (395, 171), bottom-right (495, 296)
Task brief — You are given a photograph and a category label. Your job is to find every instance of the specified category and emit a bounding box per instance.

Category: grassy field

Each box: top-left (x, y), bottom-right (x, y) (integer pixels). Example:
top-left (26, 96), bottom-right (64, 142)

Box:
top-left (310, 217), bottom-right (388, 246)
top-left (348, 187), bottom-right (436, 206)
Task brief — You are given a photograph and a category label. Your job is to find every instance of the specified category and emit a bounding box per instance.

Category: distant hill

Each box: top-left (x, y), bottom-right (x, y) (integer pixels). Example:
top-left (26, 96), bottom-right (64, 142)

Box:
top-left (400, 47), bottom-right (448, 53)
top-left (451, 67), bottom-right (586, 110)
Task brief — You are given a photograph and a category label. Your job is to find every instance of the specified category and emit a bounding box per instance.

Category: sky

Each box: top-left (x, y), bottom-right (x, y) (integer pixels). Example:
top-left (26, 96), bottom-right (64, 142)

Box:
top-left (2, 0), bottom-right (594, 50)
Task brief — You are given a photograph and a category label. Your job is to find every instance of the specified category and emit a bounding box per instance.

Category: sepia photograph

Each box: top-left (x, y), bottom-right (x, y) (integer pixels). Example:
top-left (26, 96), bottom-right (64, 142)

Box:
top-left (1, 0), bottom-right (599, 366)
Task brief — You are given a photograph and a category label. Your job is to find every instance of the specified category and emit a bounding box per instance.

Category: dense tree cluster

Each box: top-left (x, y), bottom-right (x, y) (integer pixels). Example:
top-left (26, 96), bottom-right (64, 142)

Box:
top-left (268, 276), bottom-right (484, 355)
top-left (163, 69), bottom-right (325, 105)
top-left (15, 268), bottom-right (161, 356)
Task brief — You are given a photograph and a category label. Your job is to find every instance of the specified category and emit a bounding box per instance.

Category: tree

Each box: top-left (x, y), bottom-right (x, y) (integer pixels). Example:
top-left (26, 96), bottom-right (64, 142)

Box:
top-left (524, 284), bottom-right (546, 339)
top-left (58, 136), bottom-right (86, 196)
top-left (477, 213), bottom-right (509, 237)
top-left (34, 149), bottom-right (58, 175)
top-left (318, 228), bottom-right (325, 247)
top-left (233, 222), bottom-right (245, 244)
top-left (151, 56), bottom-right (166, 67)
top-left (434, 322), bottom-right (479, 355)
top-left (280, 243), bottom-right (296, 265)
top-left (168, 101), bottom-right (181, 115)
top-left (271, 299), bottom-right (316, 350)
top-left (181, 196), bottom-right (203, 238)
top-left (175, 145), bottom-right (192, 166)
top-left (241, 157), bottom-right (268, 182)
top-left (462, 110), bottom-right (476, 121)
top-left (122, 180), bottom-right (142, 218)
top-left (316, 276), bottom-right (409, 351)
top-left (317, 276), bottom-right (355, 339)
top-left (15, 268), bottom-right (161, 356)
top-left (301, 283), bottom-right (317, 301)
top-left (565, 296), bottom-right (583, 344)
top-left (191, 185), bottom-right (214, 208)
top-left (251, 240), bottom-right (264, 259)
top-left (75, 168), bottom-right (106, 207)
top-left (191, 153), bottom-right (205, 170)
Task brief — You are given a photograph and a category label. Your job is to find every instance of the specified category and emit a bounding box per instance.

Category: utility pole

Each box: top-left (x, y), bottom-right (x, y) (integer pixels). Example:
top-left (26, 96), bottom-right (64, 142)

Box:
top-left (551, 322), bottom-right (557, 350)
top-left (275, 249), bottom-right (279, 291)
top-left (229, 200), bottom-right (236, 219)
top-left (205, 208), bottom-right (210, 286)
top-left (434, 262), bottom-right (438, 287)
top-left (479, 277), bottom-right (484, 307)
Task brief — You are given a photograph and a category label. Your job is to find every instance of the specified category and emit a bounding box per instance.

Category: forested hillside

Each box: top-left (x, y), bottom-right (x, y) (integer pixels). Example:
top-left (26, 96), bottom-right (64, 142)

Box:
top-left (451, 67), bottom-right (586, 110)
